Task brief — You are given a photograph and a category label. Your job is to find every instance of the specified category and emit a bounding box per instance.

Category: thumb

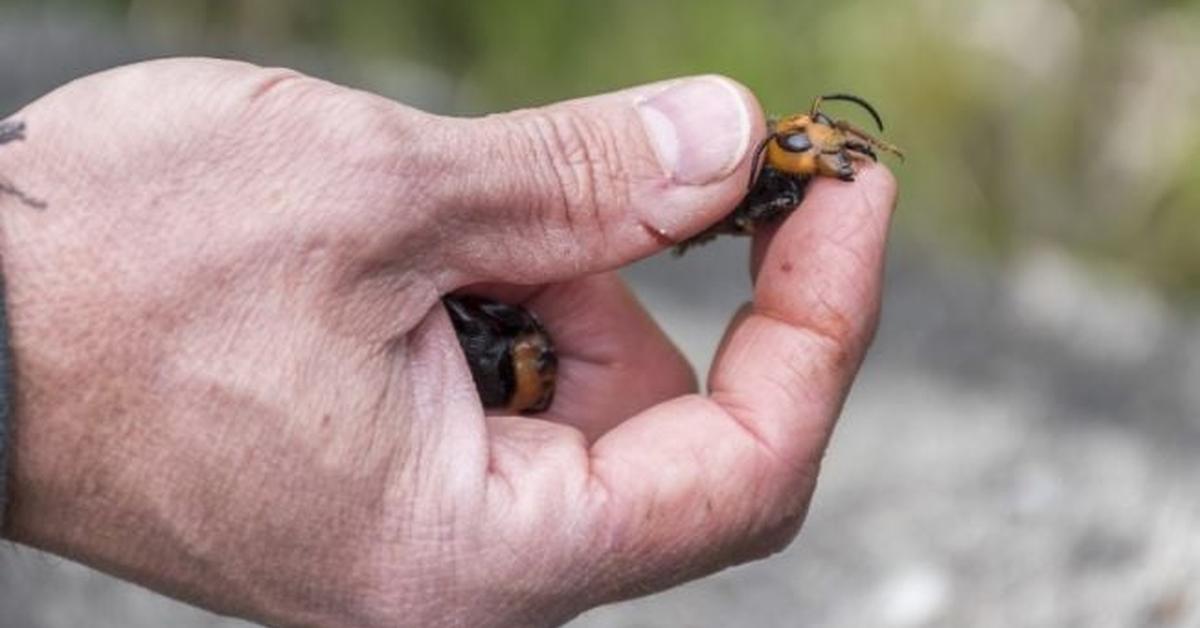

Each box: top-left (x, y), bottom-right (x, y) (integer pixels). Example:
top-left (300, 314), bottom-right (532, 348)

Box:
top-left (429, 76), bottom-right (763, 285)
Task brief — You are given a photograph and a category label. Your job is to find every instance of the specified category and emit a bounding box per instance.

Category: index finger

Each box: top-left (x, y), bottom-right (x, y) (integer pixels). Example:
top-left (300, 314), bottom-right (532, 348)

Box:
top-left (582, 164), bottom-right (897, 599)
top-left (710, 163), bottom-right (898, 460)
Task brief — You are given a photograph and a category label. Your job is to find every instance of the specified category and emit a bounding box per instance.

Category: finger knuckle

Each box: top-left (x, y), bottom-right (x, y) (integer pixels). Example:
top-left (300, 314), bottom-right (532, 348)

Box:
top-left (519, 108), bottom-right (633, 248)
top-left (744, 501), bottom-right (810, 560)
top-left (725, 459), bottom-right (818, 562)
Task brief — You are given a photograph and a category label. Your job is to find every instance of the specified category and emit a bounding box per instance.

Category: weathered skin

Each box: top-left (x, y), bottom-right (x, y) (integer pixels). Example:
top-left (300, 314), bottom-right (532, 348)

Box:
top-left (0, 62), bottom-right (896, 628)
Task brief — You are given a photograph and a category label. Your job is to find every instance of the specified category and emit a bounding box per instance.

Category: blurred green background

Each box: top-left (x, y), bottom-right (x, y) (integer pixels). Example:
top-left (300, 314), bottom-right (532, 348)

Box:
top-left (10, 0), bottom-right (1200, 298)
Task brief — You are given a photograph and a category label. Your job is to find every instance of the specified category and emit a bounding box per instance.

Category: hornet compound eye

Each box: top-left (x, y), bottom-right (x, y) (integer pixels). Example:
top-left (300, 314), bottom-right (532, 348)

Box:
top-left (778, 132), bottom-right (813, 153)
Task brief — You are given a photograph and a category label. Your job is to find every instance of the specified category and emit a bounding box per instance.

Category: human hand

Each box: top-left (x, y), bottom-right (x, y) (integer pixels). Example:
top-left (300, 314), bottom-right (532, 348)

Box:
top-left (0, 58), bottom-right (896, 626)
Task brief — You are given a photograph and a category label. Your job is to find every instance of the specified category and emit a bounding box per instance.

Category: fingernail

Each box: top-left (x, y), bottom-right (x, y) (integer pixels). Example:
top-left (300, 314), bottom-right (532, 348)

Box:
top-left (636, 77), bottom-right (752, 186)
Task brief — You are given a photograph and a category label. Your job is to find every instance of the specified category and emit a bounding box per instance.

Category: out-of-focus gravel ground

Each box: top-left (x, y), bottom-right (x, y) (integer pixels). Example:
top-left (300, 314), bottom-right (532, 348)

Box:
top-left (4, 7), bottom-right (1200, 628)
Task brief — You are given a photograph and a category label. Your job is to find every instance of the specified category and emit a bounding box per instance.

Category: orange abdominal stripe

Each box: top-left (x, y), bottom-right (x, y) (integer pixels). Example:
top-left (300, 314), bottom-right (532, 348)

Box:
top-left (507, 333), bottom-right (557, 414)
top-left (443, 294), bottom-right (557, 414)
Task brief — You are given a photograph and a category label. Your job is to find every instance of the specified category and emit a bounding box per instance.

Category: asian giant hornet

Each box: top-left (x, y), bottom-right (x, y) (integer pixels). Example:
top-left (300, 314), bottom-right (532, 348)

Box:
top-left (675, 93), bottom-right (903, 252)
top-left (447, 94), bottom-right (901, 414)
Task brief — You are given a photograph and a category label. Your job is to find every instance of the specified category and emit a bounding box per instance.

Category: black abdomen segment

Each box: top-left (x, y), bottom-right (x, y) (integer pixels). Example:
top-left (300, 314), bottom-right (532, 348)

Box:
top-left (442, 295), bottom-right (557, 413)
top-left (674, 167), bottom-right (808, 254)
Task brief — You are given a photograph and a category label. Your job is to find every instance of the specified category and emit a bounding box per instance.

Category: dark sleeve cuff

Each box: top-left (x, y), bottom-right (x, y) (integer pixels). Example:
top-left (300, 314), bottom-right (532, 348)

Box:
top-left (0, 273), bottom-right (11, 528)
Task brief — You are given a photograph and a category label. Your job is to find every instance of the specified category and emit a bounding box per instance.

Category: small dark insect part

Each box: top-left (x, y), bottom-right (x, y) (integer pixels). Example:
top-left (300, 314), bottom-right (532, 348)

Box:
top-left (443, 294), bottom-right (557, 414)
top-left (0, 120), bottom-right (25, 145)
top-left (0, 119), bottom-right (46, 210)
top-left (675, 93), bottom-right (903, 253)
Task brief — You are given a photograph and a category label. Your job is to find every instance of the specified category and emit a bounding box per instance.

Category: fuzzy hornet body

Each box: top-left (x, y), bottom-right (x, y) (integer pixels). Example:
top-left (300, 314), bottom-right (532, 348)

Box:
top-left (675, 93), bottom-right (903, 253)
top-left (448, 94), bottom-right (902, 414)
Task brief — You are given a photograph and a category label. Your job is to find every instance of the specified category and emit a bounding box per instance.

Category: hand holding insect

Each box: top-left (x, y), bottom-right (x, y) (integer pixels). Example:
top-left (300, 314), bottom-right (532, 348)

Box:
top-left (0, 60), bottom-right (896, 627)
top-left (452, 94), bottom-right (902, 412)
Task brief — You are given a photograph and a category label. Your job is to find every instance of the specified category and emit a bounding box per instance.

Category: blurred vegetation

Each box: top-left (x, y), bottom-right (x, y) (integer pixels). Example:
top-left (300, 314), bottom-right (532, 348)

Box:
top-left (6, 0), bottom-right (1200, 300)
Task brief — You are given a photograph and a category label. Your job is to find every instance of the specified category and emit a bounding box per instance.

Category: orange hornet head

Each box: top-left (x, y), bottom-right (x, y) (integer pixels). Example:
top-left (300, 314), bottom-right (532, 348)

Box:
top-left (752, 93), bottom-right (904, 185)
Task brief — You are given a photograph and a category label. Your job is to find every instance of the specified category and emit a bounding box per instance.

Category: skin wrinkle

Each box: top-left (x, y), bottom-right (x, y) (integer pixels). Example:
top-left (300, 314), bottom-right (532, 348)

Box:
top-left (602, 114), bottom-right (649, 253)
top-left (480, 422), bottom-right (597, 614)
top-left (349, 158), bottom-right (450, 278)
top-left (758, 332), bottom-right (848, 420)
top-left (528, 112), bottom-right (581, 251)
top-left (407, 312), bottom-right (491, 494)
top-left (768, 317), bottom-right (854, 405)
top-left (823, 168), bottom-right (894, 258)
top-left (427, 208), bottom-right (481, 285)
top-left (338, 265), bottom-right (442, 344)
top-left (824, 220), bottom-right (876, 276)
top-left (751, 302), bottom-right (857, 364)
top-left (555, 112), bottom-right (605, 270)
top-left (814, 283), bottom-right (857, 349)
top-left (766, 257), bottom-right (868, 338)
top-left (594, 113), bottom-right (646, 258)
top-left (533, 107), bottom-right (632, 275)
top-left (436, 95), bottom-right (662, 284)
top-left (346, 346), bottom-right (410, 483)
top-left (761, 261), bottom-right (877, 358)
top-left (246, 68), bottom-right (307, 103)
top-left (523, 282), bottom-right (610, 368)
top-left (587, 496), bottom-right (743, 609)
top-left (564, 350), bottom-right (621, 371)
top-left (484, 429), bottom-right (520, 498)
top-left (434, 116), bottom-right (552, 284)
top-left (474, 115), bottom-right (545, 217)
top-left (242, 74), bottom-right (447, 285)
top-left (704, 385), bottom-right (788, 464)
top-left (532, 111), bottom-right (605, 274)
top-left (703, 312), bottom-right (858, 474)
top-left (817, 211), bottom-right (884, 293)
top-left (592, 413), bottom-right (719, 533)
top-left (555, 110), bottom-right (625, 263)
top-left (387, 139), bottom-right (456, 265)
